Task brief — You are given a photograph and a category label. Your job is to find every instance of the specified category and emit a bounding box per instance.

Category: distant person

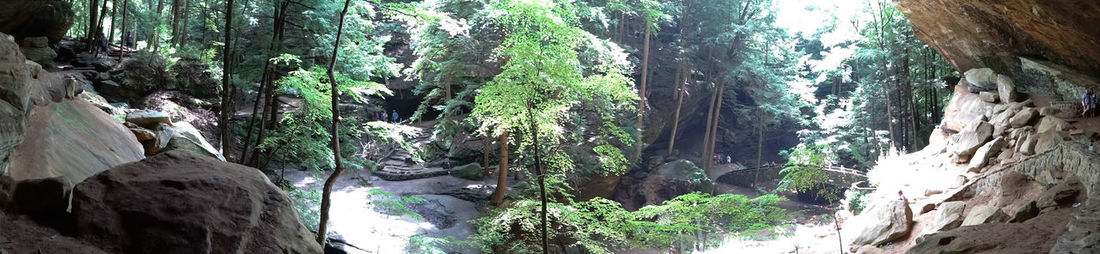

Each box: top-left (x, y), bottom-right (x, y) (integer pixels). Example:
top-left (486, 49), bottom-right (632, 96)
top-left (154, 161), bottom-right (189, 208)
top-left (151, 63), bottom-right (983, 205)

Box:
top-left (1083, 88), bottom-right (1096, 118)
top-left (98, 32), bottom-right (108, 52)
top-left (726, 155), bottom-right (732, 164)
top-left (392, 110), bottom-right (399, 123)
top-left (898, 190), bottom-right (908, 204)
top-left (381, 110), bottom-right (388, 122)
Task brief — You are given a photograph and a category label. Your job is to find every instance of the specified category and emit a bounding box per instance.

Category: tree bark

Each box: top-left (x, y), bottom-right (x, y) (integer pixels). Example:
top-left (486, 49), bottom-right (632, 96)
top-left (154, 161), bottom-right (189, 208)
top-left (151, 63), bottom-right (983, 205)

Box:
top-left (705, 83), bottom-right (725, 175)
top-left (87, 0), bottom-right (99, 42)
top-left (667, 61), bottom-right (684, 156)
top-left (219, 0), bottom-right (233, 156)
top-left (117, 0), bottom-right (127, 62)
top-left (316, 0), bottom-right (352, 244)
top-left (491, 132), bottom-right (509, 205)
top-left (700, 81), bottom-right (719, 173)
top-left (107, 0), bottom-right (116, 47)
top-left (523, 99), bottom-right (548, 254)
top-left (634, 21), bottom-right (651, 162)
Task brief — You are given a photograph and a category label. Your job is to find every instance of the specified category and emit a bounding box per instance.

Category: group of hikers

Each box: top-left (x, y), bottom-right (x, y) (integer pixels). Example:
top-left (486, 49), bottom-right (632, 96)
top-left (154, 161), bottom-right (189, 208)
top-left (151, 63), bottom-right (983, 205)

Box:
top-left (376, 110), bottom-right (400, 123)
top-left (712, 153), bottom-right (732, 165)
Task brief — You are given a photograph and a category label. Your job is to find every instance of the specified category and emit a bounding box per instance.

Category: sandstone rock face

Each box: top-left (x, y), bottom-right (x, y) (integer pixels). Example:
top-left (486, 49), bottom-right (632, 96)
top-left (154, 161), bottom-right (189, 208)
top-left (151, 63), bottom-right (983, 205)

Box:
top-left (843, 199), bottom-right (913, 250)
top-left (0, 34), bottom-right (34, 176)
top-left (920, 201), bottom-right (965, 236)
top-left (961, 205), bottom-right (1008, 226)
top-left (71, 150), bottom-right (321, 254)
top-left (19, 37), bottom-right (57, 65)
top-left (953, 121), bottom-right (993, 162)
top-left (615, 160), bottom-right (712, 210)
top-left (1034, 132), bottom-right (1064, 154)
top-left (0, 1), bottom-right (75, 44)
top-left (10, 176), bottom-right (70, 227)
top-left (977, 91), bottom-right (999, 103)
top-left (126, 110), bottom-right (172, 128)
top-left (8, 99), bottom-right (145, 184)
top-left (1036, 116), bottom-right (1070, 134)
top-left (895, 0), bottom-right (1100, 78)
top-left (1020, 57), bottom-right (1100, 101)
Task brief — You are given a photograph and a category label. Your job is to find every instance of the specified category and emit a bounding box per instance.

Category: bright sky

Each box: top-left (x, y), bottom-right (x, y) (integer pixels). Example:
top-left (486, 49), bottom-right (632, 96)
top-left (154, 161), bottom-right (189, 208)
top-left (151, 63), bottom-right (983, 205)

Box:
top-left (773, 0), bottom-right (871, 106)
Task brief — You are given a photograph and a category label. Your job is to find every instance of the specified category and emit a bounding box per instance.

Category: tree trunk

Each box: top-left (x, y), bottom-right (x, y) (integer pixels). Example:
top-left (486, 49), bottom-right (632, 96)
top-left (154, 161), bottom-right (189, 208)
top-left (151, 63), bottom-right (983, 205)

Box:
top-left (667, 61), bottom-right (684, 156)
top-left (153, 0), bottom-right (165, 52)
top-left (752, 112), bottom-right (764, 188)
top-left (316, 0), bottom-right (352, 244)
top-left (634, 21), bottom-right (651, 161)
top-left (491, 132), bottom-right (509, 205)
top-left (705, 83), bottom-right (725, 175)
top-left (241, 0), bottom-right (285, 164)
top-left (117, 0), bottom-right (127, 62)
top-left (700, 81), bottom-right (718, 172)
top-left (87, 0), bottom-right (99, 42)
top-left (107, 0), bottom-right (116, 47)
top-left (482, 135), bottom-right (490, 174)
top-left (219, 0), bottom-right (233, 156)
top-left (523, 100), bottom-right (548, 254)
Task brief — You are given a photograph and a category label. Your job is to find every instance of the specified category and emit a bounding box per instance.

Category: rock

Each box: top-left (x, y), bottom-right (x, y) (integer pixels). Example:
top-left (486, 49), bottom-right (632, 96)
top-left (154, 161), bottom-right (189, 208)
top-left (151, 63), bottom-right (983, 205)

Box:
top-left (952, 121), bottom-right (993, 162)
top-left (1008, 108), bottom-right (1037, 128)
top-left (1039, 107), bottom-right (1060, 117)
top-left (996, 74), bottom-right (1017, 103)
top-left (19, 37), bottom-right (56, 65)
top-left (1037, 177), bottom-right (1083, 209)
top-left (940, 85), bottom-right (990, 133)
top-left (125, 110), bottom-right (172, 128)
top-left (978, 91), bottom-right (999, 103)
top-left (917, 202), bottom-right (936, 214)
top-left (909, 209), bottom-right (1072, 254)
top-left (1034, 132), bottom-right (1064, 154)
top-left (145, 122), bottom-right (174, 155)
top-left (450, 162), bottom-right (485, 180)
top-left (130, 127), bottom-right (155, 141)
top-left (1036, 116), bottom-right (1071, 134)
top-left (1009, 201), bottom-right (1039, 223)
top-left (0, 33), bottom-right (34, 175)
top-left (923, 189), bottom-right (943, 197)
top-left (169, 57), bottom-right (221, 99)
top-left (965, 68), bottom-right (997, 91)
top-left (11, 176), bottom-right (70, 228)
top-left (990, 106), bottom-right (1017, 127)
top-left (1020, 57), bottom-right (1100, 102)
top-left (953, 175), bottom-right (968, 188)
top-left (842, 199), bottom-right (912, 250)
top-left (163, 122), bottom-right (225, 161)
top-left (71, 150), bottom-right (321, 253)
top-left (0, 1), bottom-right (75, 44)
top-left (1018, 133), bottom-right (1038, 155)
top-left (110, 55), bottom-right (168, 103)
top-left (92, 58), bottom-right (116, 73)
top-left (8, 99), bottom-right (145, 184)
top-left (920, 201), bottom-right (965, 236)
top-left (967, 137), bottom-right (1006, 172)
top-left (616, 160), bottom-right (713, 209)
top-left (961, 205), bottom-right (1008, 226)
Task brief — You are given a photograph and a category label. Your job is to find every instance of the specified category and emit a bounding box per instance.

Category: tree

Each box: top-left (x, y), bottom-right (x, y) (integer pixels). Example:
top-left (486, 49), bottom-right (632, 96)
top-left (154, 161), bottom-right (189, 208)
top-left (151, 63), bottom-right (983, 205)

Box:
top-left (220, 0), bottom-right (234, 156)
top-left (473, 0), bottom-right (636, 251)
top-left (316, 0), bottom-right (353, 244)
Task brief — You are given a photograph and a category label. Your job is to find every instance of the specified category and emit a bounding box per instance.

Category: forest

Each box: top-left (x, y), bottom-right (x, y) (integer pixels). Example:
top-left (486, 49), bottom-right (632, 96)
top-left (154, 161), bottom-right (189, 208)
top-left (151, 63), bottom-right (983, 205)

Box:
top-left (15, 0), bottom-right (963, 252)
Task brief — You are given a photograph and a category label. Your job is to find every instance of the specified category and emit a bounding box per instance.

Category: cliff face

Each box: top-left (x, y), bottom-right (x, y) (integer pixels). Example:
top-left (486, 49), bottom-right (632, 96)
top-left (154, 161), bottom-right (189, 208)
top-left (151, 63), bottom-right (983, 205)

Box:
top-left (895, 0), bottom-right (1100, 75)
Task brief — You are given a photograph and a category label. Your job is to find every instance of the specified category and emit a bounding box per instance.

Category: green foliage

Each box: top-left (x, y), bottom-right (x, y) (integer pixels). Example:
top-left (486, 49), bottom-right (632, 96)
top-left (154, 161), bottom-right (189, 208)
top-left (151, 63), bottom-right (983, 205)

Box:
top-left (778, 145), bottom-right (840, 202)
top-left (848, 189), bottom-right (870, 215)
top-left (286, 188), bottom-right (322, 231)
top-left (406, 235), bottom-right (453, 254)
top-left (472, 193), bottom-right (787, 252)
top-left (367, 188), bottom-right (425, 221)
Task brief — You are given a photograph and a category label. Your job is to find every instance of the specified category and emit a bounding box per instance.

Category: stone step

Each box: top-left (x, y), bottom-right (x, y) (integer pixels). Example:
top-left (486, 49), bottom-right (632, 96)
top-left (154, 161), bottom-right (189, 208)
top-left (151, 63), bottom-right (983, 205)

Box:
top-left (373, 165), bottom-right (449, 181)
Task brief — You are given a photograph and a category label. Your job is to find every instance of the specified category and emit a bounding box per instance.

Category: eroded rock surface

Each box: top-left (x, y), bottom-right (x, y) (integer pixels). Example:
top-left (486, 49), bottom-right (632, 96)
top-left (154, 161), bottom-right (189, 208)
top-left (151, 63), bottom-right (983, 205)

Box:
top-left (72, 150), bottom-right (321, 254)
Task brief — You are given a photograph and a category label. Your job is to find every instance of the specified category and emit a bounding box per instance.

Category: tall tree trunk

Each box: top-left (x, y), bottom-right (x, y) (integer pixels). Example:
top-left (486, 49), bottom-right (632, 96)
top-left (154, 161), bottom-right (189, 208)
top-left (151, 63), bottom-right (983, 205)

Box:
top-left (87, 0), bottom-right (99, 42)
top-left (316, 0), bottom-right (352, 244)
top-left (107, 0), bottom-right (116, 47)
top-left (700, 81), bottom-right (718, 172)
top-left (242, 0), bottom-right (285, 164)
top-left (117, 0), bottom-right (127, 62)
top-left (752, 111), bottom-right (764, 188)
top-left (523, 100), bottom-right (548, 254)
top-left (667, 61), bottom-right (684, 156)
top-left (219, 0), bottom-right (233, 156)
top-left (705, 83), bottom-right (725, 175)
top-left (152, 0), bottom-right (165, 52)
top-left (635, 21), bottom-right (651, 161)
top-left (491, 133), bottom-right (509, 205)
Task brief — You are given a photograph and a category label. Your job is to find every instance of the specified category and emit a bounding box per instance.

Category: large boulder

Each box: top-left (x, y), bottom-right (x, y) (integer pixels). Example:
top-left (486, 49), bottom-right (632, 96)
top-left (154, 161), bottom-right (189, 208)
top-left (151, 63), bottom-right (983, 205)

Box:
top-left (952, 121), bottom-right (993, 162)
top-left (10, 176), bottom-right (71, 229)
top-left (919, 201), bottom-right (965, 236)
top-left (1036, 116), bottom-right (1071, 134)
top-left (940, 85), bottom-right (990, 133)
top-left (19, 36), bottom-right (57, 65)
top-left (0, 1), bottom-right (75, 44)
top-left (167, 57), bottom-right (221, 99)
top-left (449, 162), bottom-right (484, 181)
top-left (71, 150), bottom-right (320, 253)
top-left (908, 209), bottom-right (1073, 254)
top-left (842, 199), bottom-right (913, 250)
top-left (102, 56), bottom-right (169, 103)
top-left (615, 160), bottom-right (712, 210)
top-left (961, 205), bottom-right (1008, 226)
top-left (8, 99), bottom-right (145, 184)
top-left (0, 34), bottom-right (34, 175)
top-left (1008, 107), bottom-right (1037, 128)
top-left (965, 68), bottom-right (998, 91)
top-left (967, 137), bottom-right (1006, 172)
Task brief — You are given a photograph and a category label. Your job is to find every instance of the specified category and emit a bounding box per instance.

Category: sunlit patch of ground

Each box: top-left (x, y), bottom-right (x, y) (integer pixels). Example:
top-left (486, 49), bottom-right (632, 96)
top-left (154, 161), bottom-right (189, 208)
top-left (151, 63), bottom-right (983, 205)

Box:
top-left (703, 222), bottom-right (845, 254)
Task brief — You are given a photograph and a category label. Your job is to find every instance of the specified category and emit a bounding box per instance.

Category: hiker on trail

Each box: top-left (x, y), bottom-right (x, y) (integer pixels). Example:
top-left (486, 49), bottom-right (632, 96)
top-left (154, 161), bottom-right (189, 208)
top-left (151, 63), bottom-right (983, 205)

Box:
top-left (381, 110), bottom-right (388, 122)
top-left (1083, 88), bottom-right (1096, 118)
top-left (726, 155), bottom-right (732, 164)
top-left (898, 190), bottom-right (909, 204)
top-left (98, 32), bottom-right (108, 53)
top-left (392, 110), bottom-right (399, 123)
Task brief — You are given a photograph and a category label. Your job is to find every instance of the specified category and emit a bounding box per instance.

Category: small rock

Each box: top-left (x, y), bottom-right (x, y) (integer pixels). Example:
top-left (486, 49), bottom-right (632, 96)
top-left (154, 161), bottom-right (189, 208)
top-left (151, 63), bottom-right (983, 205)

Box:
top-left (923, 189), bottom-right (943, 197)
top-left (146, 122), bottom-right (174, 155)
top-left (918, 203), bottom-right (937, 214)
top-left (953, 175), bottom-right (968, 188)
top-left (979, 91), bottom-right (999, 103)
top-left (125, 110), bottom-right (172, 128)
top-left (1018, 133), bottom-right (1038, 155)
top-left (129, 127), bottom-right (155, 141)
top-left (961, 205), bottom-right (1008, 226)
